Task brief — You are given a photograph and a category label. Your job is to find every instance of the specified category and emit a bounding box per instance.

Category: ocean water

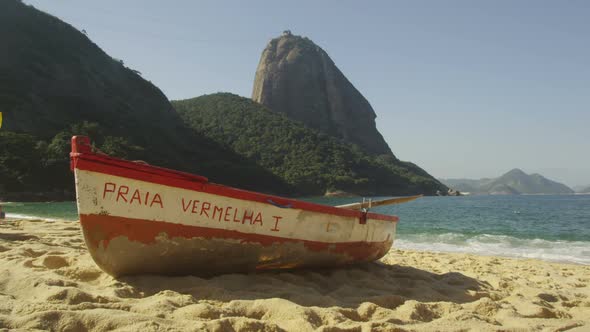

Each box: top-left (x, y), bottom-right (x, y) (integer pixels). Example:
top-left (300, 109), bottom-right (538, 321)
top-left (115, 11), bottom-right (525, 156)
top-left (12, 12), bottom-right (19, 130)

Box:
top-left (310, 195), bottom-right (590, 265)
top-left (1, 201), bottom-right (78, 221)
top-left (2, 195), bottom-right (589, 265)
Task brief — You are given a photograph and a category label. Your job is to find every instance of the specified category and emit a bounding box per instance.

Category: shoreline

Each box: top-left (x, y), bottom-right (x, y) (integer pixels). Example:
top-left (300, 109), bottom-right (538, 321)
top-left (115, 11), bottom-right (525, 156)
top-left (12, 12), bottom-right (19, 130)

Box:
top-left (3, 212), bottom-right (589, 266)
top-left (0, 218), bottom-right (588, 331)
top-left (396, 246), bottom-right (588, 267)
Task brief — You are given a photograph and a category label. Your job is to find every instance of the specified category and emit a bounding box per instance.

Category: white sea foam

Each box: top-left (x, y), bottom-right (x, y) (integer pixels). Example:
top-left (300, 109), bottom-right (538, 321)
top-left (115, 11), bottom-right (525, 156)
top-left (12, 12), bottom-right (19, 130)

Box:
top-left (5, 213), bottom-right (61, 222)
top-left (395, 233), bottom-right (590, 265)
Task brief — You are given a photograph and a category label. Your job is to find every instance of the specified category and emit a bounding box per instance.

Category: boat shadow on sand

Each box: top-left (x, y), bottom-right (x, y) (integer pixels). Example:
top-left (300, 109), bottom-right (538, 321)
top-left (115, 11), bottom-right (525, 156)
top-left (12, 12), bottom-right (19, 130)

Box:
top-left (117, 262), bottom-right (492, 309)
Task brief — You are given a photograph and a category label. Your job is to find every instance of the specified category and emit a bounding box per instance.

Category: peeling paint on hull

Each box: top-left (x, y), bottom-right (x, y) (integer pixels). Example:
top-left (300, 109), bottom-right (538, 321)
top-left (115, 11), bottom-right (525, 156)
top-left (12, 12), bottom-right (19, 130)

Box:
top-left (80, 214), bottom-right (393, 277)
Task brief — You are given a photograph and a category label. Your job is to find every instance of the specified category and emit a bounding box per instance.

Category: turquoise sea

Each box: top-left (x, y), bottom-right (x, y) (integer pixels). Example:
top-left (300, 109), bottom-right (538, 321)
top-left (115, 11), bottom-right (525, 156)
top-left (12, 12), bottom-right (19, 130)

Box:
top-left (2, 195), bottom-right (589, 265)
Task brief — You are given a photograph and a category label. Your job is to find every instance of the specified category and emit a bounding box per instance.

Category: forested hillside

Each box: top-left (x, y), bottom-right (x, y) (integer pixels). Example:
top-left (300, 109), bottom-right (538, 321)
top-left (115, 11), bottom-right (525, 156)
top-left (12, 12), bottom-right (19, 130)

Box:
top-left (0, 0), bottom-right (290, 200)
top-left (174, 93), bottom-right (447, 196)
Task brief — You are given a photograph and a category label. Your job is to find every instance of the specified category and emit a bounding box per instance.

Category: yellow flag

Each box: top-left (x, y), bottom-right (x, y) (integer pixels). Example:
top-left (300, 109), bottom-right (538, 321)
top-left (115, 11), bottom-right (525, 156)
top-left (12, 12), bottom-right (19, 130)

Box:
top-left (0, 112), bottom-right (2, 129)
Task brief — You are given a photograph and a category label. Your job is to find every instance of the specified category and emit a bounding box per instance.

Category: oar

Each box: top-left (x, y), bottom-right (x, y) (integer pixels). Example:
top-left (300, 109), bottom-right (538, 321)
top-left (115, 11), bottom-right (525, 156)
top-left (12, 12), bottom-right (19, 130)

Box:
top-left (336, 194), bottom-right (423, 210)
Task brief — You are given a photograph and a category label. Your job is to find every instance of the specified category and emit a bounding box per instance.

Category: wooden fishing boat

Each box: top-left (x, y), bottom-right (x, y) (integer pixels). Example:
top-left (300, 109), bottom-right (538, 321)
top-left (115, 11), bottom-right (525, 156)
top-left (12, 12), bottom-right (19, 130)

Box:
top-left (70, 136), bottom-right (411, 277)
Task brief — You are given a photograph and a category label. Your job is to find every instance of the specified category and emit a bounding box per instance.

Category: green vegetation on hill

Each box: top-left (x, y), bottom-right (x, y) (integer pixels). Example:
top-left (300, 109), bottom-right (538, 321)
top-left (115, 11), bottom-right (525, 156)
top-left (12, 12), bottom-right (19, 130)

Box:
top-left (0, 120), bottom-right (292, 200)
top-left (0, 0), bottom-right (290, 200)
top-left (174, 93), bottom-right (447, 196)
top-left (0, 122), bottom-right (140, 197)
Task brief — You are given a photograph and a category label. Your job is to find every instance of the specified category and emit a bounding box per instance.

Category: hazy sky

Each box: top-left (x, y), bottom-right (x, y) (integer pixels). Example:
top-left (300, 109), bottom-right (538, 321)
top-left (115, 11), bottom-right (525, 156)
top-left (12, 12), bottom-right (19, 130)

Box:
top-left (24, 0), bottom-right (590, 187)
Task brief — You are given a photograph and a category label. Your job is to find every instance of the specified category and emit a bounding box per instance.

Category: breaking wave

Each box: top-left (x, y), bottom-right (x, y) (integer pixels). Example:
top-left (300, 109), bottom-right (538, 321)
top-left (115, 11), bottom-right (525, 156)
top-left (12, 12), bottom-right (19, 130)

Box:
top-left (4, 213), bottom-right (61, 222)
top-left (395, 232), bottom-right (590, 265)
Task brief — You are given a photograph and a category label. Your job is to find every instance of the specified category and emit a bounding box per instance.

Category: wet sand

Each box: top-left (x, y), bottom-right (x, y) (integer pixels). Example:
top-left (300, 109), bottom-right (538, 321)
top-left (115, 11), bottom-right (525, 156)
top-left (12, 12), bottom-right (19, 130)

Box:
top-left (0, 219), bottom-right (588, 331)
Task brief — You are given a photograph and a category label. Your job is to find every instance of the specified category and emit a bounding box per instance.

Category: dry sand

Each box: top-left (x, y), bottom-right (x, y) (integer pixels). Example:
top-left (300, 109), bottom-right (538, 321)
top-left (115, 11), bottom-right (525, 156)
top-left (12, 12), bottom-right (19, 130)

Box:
top-left (0, 219), bottom-right (588, 332)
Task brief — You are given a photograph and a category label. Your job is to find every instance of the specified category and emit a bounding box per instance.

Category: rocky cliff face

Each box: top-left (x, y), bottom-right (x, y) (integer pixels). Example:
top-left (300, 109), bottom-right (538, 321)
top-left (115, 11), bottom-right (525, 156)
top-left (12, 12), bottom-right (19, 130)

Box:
top-left (252, 32), bottom-right (393, 156)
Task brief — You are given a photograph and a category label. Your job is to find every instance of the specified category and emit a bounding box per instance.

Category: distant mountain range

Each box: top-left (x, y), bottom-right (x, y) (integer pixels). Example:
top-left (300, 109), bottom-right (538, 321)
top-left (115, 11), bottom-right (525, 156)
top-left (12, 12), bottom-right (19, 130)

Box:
top-left (441, 169), bottom-right (575, 195)
top-left (573, 185), bottom-right (590, 194)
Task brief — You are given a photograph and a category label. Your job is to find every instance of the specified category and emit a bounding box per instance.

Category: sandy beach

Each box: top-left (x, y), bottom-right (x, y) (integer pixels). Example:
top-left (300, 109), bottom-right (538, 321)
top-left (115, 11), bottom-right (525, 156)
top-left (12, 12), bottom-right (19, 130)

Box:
top-left (0, 219), bottom-right (588, 331)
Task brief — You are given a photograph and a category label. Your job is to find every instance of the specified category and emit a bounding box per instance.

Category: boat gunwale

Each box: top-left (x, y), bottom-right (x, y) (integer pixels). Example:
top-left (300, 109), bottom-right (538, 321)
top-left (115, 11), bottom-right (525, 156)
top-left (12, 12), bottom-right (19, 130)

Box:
top-left (71, 142), bottom-right (399, 223)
